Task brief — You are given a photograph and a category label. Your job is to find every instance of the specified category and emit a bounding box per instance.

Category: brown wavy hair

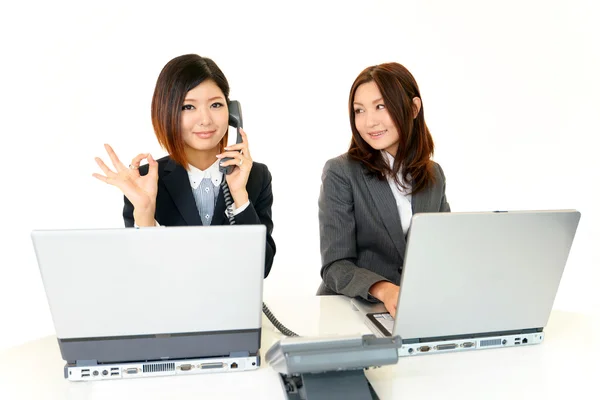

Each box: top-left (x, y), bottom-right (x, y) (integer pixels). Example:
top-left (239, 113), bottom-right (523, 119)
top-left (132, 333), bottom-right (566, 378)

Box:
top-left (151, 54), bottom-right (230, 168)
top-left (348, 63), bottom-right (435, 194)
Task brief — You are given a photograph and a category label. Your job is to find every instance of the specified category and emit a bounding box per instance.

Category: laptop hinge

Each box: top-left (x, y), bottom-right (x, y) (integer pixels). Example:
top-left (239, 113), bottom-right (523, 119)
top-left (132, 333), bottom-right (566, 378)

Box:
top-left (75, 359), bottom-right (99, 367)
top-left (229, 351), bottom-right (250, 358)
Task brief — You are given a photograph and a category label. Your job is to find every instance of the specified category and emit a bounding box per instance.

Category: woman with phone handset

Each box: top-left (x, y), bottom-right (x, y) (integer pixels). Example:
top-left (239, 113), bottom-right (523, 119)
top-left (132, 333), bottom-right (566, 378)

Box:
top-left (93, 54), bottom-right (276, 278)
top-left (317, 62), bottom-right (450, 316)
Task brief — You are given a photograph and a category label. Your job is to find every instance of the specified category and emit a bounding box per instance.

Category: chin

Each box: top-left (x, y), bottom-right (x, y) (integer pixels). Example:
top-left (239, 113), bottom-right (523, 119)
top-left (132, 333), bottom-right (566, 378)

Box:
top-left (366, 142), bottom-right (387, 151)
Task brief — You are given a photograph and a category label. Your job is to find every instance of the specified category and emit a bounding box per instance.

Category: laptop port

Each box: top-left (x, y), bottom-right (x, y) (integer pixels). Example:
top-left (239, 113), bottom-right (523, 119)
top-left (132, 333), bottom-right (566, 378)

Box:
top-left (179, 364), bottom-right (193, 371)
top-left (110, 372), bottom-right (119, 376)
top-left (93, 370), bottom-right (99, 376)
top-left (230, 362), bottom-right (238, 369)
top-left (200, 362), bottom-right (225, 369)
top-left (110, 367), bottom-right (119, 371)
top-left (462, 342), bottom-right (475, 348)
top-left (435, 343), bottom-right (458, 351)
top-left (81, 373), bottom-right (90, 377)
top-left (418, 346), bottom-right (430, 352)
top-left (125, 368), bottom-right (138, 374)
top-left (102, 370), bottom-right (108, 376)
top-left (522, 338), bottom-right (528, 344)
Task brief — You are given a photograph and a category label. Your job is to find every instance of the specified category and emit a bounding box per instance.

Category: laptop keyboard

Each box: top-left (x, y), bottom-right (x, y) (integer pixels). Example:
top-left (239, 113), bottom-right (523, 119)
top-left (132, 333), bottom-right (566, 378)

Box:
top-left (373, 312), bottom-right (394, 335)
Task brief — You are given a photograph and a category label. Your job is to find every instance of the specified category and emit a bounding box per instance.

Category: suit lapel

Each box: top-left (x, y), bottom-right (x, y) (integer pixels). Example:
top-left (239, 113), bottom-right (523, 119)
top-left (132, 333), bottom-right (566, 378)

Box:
top-left (162, 159), bottom-right (203, 226)
top-left (362, 170), bottom-right (406, 259)
top-left (211, 190), bottom-right (227, 226)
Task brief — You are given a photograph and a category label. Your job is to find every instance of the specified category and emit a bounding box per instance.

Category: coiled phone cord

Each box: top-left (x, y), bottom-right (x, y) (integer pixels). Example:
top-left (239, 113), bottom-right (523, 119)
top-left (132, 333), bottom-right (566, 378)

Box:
top-left (221, 179), bottom-right (299, 337)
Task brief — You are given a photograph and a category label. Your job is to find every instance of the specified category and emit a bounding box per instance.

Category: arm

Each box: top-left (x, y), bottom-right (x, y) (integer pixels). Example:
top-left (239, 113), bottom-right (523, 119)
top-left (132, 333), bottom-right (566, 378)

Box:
top-left (438, 164), bottom-right (451, 212)
top-left (231, 166), bottom-right (276, 279)
top-left (319, 159), bottom-right (390, 300)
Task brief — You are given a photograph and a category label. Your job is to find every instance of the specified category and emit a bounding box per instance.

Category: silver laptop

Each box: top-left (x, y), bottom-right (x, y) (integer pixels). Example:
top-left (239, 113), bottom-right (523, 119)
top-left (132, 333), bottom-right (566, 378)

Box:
top-left (351, 209), bottom-right (580, 356)
top-left (31, 225), bottom-right (266, 381)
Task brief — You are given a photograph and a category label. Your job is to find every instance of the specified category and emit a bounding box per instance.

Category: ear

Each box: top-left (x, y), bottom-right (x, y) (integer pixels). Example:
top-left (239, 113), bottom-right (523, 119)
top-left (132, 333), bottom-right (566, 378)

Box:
top-left (412, 97), bottom-right (422, 119)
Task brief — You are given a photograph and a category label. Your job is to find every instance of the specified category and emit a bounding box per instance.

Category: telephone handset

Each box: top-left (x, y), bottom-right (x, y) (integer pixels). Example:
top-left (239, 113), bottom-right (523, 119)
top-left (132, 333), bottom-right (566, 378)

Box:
top-left (219, 100), bottom-right (243, 175)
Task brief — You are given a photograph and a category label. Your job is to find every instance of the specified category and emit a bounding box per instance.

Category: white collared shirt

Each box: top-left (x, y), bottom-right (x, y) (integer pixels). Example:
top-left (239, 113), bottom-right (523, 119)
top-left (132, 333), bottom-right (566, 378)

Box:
top-left (187, 160), bottom-right (223, 189)
top-left (382, 151), bottom-right (412, 236)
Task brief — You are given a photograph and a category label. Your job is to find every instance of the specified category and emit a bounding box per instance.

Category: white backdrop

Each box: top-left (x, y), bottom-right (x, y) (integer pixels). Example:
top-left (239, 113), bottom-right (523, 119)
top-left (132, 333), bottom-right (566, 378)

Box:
top-left (1, 0), bottom-right (598, 351)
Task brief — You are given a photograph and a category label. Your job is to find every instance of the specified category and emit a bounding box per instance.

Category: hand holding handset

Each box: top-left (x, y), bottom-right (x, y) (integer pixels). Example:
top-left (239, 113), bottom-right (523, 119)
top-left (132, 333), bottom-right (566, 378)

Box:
top-left (219, 100), bottom-right (243, 175)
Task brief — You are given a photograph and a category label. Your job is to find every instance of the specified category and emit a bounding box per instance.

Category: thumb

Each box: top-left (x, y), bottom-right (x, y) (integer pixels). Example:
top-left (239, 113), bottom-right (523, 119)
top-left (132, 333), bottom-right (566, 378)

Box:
top-left (148, 154), bottom-right (158, 177)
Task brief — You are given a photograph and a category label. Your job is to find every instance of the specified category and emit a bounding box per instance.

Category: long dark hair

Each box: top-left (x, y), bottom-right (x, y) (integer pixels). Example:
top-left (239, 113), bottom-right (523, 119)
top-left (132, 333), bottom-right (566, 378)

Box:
top-left (348, 63), bottom-right (435, 194)
top-left (151, 54), bottom-right (230, 168)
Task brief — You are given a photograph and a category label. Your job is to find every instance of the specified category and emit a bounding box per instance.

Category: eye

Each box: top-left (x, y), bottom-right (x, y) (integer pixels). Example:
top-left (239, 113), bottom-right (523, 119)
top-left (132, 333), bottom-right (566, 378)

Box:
top-left (376, 104), bottom-right (386, 110)
top-left (181, 104), bottom-right (195, 111)
top-left (211, 102), bottom-right (225, 108)
top-left (354, 108), bottom-right (364, 114)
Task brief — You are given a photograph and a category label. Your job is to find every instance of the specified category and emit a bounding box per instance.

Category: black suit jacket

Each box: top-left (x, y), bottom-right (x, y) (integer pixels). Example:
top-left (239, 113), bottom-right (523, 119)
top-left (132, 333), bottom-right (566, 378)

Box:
top-left (123, 156), bottom-right (275, 278)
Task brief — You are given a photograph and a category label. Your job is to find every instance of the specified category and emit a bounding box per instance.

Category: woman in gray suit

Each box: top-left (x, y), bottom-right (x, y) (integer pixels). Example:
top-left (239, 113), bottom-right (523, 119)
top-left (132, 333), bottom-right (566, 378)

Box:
top-left (317, 63), bottom-right (450, 317)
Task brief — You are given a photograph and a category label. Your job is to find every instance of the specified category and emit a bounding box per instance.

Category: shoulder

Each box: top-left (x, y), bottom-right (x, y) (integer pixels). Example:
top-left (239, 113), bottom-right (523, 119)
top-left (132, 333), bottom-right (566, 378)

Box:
top-left (249, 161), bottom-right (269, 176)
top-left (248, 161), bottom-right (272, 189)
top-left (323, 153), bottom-right (364, 178)
top-left (431, 161), bottom-right (447, 182)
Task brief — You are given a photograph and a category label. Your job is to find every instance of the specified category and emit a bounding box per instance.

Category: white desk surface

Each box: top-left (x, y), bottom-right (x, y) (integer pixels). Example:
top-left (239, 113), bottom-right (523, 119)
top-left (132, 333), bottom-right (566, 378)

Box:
top-left (1, 295), bottom-right (598, 399)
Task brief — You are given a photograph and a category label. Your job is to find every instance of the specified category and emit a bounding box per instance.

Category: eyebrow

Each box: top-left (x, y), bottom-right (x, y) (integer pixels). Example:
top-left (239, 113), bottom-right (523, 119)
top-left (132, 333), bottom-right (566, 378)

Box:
top-left (353, 98), bottom-right (384, 106)
top-left (183, 96), bottom-right (225, 102)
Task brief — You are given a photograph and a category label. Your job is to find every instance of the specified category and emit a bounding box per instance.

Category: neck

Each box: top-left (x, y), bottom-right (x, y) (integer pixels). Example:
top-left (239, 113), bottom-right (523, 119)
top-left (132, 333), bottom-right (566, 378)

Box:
top-left (384, 147), bottom-right (397, 158)
top-left (185, 146), bottom-right (220, 171)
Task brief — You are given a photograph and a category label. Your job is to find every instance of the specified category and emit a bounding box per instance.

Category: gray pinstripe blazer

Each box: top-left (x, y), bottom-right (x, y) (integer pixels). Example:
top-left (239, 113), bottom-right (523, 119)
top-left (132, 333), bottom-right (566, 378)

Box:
top-left (317, 153), bottom-right (450, 299)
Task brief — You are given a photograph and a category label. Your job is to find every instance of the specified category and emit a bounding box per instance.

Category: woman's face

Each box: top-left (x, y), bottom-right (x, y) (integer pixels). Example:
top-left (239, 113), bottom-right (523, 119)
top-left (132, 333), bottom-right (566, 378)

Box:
top-left (353, 81), bottom-right (400, 156)
top-left (180, 79), bottom-right (229, 154)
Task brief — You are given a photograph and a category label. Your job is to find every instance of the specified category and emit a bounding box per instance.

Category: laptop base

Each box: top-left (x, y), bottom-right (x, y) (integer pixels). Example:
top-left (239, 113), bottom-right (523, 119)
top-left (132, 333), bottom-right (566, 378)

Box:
top-left (65, 355), bottom-right (259, 382)
top-left (397, 332), bottom-right (544, 356)
top-left (362, 312), bottom-right (544, 356)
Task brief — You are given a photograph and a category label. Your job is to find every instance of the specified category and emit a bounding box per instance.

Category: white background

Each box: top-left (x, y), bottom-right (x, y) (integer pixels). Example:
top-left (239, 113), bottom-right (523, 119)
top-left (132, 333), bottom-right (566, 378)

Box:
top-left (1, 0), bottom-right (598, 351)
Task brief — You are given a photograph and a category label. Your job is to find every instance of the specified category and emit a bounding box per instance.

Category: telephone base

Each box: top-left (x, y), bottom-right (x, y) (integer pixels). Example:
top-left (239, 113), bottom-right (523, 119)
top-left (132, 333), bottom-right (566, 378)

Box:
top-left (280, 369), bottom-right (379, 400)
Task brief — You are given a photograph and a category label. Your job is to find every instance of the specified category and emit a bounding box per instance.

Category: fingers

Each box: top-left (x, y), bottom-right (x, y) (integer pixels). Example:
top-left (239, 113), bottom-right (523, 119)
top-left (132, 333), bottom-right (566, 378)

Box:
top-left (94, 157), bottom-right (116, 177)
top-left (129, 153), bottom-right (150, 170)
top-left (224, 128), bottom-right (251, 158)
top-left (92, 173), bottom-right (108, 183)
top-left (390, 307), bottom-right (397, 319)
top-left (104, 143), bottom-right (127, 172)
top-left (147, 153), bottom-right (159, 177)
top-left (218, 151), bottom-right (245, 159)
top-left (94, 148), bottom-right (157, 187)
top-left (217, 151), bottom-right (252, 169)
top-left (240, 128), bottom-right (250, 157)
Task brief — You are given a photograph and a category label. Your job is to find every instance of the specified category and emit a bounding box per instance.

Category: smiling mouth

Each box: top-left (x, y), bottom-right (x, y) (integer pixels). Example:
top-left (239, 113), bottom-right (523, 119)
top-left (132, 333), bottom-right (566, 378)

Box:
top-left (368, 130), bottom-right (387, 137)
top-left (193, 130), bottom-right (216, 139)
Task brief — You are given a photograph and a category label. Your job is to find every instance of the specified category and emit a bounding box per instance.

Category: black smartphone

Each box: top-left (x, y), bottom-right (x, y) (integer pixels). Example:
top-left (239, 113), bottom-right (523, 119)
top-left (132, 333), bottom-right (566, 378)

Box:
top-left (220, 100), bottom-right (243, 175)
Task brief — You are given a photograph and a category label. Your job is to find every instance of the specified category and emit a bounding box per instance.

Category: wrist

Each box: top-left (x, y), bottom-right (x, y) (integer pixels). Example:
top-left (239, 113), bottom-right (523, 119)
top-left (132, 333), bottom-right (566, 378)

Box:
top-left (369, 281), bottom-right (394, 301)
top-left (231, 189), bottom-right (249, 208)
top-left (133, 207), bottom-right (156, 227)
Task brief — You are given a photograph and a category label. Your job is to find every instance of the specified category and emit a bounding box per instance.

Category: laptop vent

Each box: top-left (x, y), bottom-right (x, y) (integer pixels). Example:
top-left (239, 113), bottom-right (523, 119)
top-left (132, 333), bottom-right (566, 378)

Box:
top-left (480, 339), bottom-right (502, 347)
top-left (143, 362), bottom-right (175, 373)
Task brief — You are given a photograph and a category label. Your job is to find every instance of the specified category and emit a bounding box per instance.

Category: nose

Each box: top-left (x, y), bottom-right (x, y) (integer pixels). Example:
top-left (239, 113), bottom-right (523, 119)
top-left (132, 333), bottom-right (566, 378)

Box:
top-left (195, 109), bottom-right (212, 127)
top-left (365, 110), bottom-right (379, 128)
